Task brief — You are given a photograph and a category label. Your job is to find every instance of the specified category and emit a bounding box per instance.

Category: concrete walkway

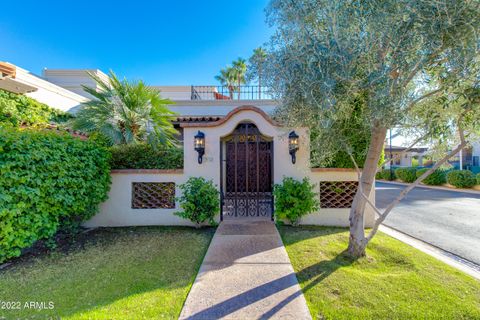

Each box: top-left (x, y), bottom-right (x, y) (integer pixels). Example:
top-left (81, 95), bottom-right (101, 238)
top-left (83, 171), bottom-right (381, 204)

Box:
top-left (179, 220), bottom-right (311, 320)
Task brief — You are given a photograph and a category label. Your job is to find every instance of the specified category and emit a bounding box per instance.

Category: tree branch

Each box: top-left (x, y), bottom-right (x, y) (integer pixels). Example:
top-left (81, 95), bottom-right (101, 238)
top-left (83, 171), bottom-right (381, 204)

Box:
top-left (405, 87), bottom-right (444, 112)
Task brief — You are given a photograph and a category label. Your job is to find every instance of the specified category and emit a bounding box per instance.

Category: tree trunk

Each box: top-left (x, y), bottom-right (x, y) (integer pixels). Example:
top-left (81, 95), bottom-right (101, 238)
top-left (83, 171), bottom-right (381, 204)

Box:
top-left (347, 125), bottom-right (387, 258)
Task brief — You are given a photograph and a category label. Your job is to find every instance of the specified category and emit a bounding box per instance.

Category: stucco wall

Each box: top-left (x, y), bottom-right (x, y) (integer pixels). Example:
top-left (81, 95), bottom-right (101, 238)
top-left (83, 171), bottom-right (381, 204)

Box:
top-left (85, 107), bottom-right (375, 228)
top-left (83, 170), bottom-right (206, 228)
top-left (13, 66), bottom-right (88, 112)
top-left (302, 169), bottom-right (375, 227)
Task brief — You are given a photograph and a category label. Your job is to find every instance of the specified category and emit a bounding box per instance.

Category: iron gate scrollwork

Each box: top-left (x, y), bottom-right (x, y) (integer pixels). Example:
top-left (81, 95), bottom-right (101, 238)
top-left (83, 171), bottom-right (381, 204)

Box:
top-left (220, 123), bottom-right (273, 219)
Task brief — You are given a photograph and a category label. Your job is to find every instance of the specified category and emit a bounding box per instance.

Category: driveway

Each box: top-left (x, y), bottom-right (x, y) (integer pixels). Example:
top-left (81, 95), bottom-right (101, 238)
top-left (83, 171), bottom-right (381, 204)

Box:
top-left (376, 182), bottom-right (480, 265)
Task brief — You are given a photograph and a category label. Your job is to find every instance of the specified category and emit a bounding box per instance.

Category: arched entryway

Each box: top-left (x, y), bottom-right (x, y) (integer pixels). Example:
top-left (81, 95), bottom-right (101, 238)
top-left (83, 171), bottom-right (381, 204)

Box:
top-left (220, 123), bottom-right (274, 220)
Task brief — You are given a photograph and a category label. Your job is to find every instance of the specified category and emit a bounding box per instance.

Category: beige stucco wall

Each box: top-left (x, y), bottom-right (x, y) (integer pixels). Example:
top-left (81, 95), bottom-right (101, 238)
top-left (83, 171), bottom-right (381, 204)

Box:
top-left (82, 170), bottom-right (216, 228)
top-left (84, 107), bottom-right (375, 228)
top-left (301, 169), bottom-right (375, 227)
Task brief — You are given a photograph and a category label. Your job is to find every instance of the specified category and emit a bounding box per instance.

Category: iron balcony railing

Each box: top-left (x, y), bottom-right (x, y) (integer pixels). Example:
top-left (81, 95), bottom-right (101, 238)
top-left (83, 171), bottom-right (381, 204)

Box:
top-left (191, 85), bottom-right (273, 100)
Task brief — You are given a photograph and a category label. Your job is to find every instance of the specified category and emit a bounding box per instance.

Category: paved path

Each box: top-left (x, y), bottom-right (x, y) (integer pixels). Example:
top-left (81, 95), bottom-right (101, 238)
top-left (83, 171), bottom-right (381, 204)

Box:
top-left (179, 220), bottom-right (311, 320)
top-left (376, 181), bottom-right (480, 265)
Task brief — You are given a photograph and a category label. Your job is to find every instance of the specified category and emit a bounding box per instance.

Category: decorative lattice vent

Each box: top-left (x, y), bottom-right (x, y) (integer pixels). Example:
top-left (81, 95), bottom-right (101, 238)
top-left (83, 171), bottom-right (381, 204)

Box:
top-left (132, 182), bottom-right (175, 209)
top-left (319, 181), bottom-right (358, 208)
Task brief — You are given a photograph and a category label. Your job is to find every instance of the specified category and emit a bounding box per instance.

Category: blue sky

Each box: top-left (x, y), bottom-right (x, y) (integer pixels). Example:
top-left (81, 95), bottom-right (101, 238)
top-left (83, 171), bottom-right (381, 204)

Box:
top-left (1, 0), bottom-right (272, 84)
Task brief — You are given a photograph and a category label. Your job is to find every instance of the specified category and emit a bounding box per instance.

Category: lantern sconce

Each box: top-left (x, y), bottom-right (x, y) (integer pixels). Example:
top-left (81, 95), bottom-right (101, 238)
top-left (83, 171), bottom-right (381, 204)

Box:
top-left (194, 131), bottom-right (205, 164)
top-left (288, 131), bottom-right (299, 164)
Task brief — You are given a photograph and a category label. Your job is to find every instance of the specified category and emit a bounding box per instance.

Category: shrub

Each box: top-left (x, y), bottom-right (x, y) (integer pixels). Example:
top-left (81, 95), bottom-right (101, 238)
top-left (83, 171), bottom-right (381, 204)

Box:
top-left (395, 167), bottom-right (417, 183)
top-left (0, 127), bottom-right (111, 263)
top-left (175, 177), bottom-right (219, 227)
top-left (415, 168), bottom-right (446, 185)
top-left (110, 143), bottom-right (183, 169)
top-left (477, 173), bottom-right (480, 186)
top-left (446, 170), bottom-right (477, 188)
top-left (376, 169), bottom-right (396, 181)
top-left (0, 89), bottom-right (71, 126)
top-left (273, 177), bottom-right (319, 226)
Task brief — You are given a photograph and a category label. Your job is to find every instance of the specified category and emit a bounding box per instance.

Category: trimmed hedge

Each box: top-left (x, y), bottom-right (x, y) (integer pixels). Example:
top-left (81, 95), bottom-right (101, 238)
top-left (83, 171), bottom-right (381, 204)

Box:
top-left (109, 144), bottom-right (183, 169)
top-left (376, 169), bottom-right (396, 181)
top-left (0, 89), bottom-right (71, 126)
top-left (477, 173), bottom-right (480, 186)
top-left (446, 170), bottom-right (477, 188)
top-left (415, 168), bottom-right (446, 186)
top-left (0, 127), bottom-right (111, 263)
top-left (395, 167), bottom-right (417, 183)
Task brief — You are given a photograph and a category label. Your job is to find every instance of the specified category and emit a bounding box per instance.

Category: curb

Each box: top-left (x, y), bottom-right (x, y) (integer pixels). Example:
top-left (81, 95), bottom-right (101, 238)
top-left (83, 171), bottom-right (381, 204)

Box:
top-left (379, 225), bottom-right (480, 280)
top-left (377, 180), bottom-right (480, 195)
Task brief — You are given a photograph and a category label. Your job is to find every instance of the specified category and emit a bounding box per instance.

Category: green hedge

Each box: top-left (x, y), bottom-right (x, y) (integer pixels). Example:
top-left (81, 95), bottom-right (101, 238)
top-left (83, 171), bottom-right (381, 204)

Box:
top-left (376, 169), bottom-right (396, 181)
top-left (477, 173), bottom-right (480, 186)
top-left (446, 170), bottom-right (477, 188)
top-left (415, 168), bottom-right (447, 185)
top-left (0, 127), bottom-right (111, 263)
top-left (0, 89), bottom-right (71, 126)
top-left (109, 144), bottom-right (183, 169)
top-left (395, 167), bottom-right (417, 183)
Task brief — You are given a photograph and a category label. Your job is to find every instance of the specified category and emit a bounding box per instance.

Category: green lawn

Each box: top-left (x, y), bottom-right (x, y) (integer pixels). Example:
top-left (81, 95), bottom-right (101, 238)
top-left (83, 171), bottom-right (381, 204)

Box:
top-left (0, 227), bottom-right (214, 319)
top-left (278, 225), bottom-right (480, 320)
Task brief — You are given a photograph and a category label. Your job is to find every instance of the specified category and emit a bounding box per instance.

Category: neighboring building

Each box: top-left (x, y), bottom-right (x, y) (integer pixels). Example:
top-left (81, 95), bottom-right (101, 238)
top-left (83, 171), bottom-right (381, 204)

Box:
top-left (0, 62), bottom-right (87, 112)
top-left (384, 145), bottom-right (428, 167)
top-left (42, 69), bottom-right (109, 99)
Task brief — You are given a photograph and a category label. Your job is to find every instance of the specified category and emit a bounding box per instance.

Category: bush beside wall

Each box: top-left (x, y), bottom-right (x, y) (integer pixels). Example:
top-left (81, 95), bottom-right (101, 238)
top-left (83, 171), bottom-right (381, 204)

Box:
top-left (446, 170), bottom-right (477, 188)
top-left (175, 177), bottom-right (219, 227)
top-left (0, 127), bottom-right (111, 263)
top-left (395, 167), bottom-right (417, 183)
top-left (273, 177), bottom-right (319, 225)
top-left (109, 143), bottom-right (183, 169)
top-left (415, 168), bottom-right (447, 185)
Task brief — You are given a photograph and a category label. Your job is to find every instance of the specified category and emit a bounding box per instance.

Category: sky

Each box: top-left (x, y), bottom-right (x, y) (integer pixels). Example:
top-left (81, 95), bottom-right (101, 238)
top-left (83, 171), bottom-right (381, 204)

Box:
top-left (1, 0), bottom-right (273, 85)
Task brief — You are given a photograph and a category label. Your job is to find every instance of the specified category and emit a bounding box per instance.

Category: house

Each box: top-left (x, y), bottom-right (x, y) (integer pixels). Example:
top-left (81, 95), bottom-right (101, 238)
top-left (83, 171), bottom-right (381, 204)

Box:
top-left (1, 65), bottom-right (376, 227)
top-left (0, 62), bottom-right (88, 112)
top-left (384, 145), bottom-right (428, 167)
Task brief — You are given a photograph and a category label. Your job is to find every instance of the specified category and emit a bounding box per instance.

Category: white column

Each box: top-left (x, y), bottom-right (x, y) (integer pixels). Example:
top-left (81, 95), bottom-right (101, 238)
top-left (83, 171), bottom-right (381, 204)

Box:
top-left (459, 148), bottom-right (463, 170)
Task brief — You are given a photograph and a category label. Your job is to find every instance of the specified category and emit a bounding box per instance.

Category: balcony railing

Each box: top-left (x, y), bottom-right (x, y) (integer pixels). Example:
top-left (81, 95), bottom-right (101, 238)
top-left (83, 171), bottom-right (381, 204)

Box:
top-left (191, 85), bottom-right (273, 100)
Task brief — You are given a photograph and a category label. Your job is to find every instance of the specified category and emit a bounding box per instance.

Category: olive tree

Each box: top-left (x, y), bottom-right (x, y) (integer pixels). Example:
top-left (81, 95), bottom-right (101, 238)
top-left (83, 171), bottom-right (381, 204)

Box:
top-left (264, 0), bottom-right (480, 258)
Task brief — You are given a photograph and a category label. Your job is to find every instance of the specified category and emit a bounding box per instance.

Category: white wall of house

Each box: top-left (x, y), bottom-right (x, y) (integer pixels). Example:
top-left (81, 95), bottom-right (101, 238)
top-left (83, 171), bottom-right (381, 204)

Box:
top-left (472, 141), bottom-right (480, 166)
top-left (42, 69), bottom-right (109, 99)
top-left (13, 66), bottom-right (88, 112)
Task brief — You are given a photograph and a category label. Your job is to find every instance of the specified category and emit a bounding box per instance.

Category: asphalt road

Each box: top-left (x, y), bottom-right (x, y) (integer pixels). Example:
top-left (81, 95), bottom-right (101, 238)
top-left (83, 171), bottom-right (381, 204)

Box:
top-left (376, 182), bottom-right (480, 265)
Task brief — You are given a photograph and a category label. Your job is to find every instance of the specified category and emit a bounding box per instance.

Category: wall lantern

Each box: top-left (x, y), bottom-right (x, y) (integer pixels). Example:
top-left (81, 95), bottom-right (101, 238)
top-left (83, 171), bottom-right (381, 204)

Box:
top-left (194, 131), bottom-right (205, 164)
top-left (288, 131), bottom-right (299, 164)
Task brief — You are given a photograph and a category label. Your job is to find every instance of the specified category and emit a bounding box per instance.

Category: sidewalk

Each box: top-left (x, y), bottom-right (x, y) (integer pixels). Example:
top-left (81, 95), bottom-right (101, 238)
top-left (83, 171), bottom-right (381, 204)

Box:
top-left (179, 220), bottom-right (311, 320)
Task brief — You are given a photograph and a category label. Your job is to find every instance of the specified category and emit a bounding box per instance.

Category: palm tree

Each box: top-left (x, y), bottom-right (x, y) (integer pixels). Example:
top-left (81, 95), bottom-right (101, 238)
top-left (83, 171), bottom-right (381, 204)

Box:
top-left (72, 71), bottom-right (178, 147)
top-left (232, 58), bottom-right (247, 99)
top-left (215, 67), bottom-right (237, 99)
top-left (248, 47), bottom-right (267, 98)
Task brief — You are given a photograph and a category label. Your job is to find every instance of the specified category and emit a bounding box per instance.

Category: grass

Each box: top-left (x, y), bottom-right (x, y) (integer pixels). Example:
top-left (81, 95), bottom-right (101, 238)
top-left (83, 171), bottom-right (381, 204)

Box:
top-left (0, 227), bottom-right (214, 319)
top-left (278, 225), bottom-right (480, 320)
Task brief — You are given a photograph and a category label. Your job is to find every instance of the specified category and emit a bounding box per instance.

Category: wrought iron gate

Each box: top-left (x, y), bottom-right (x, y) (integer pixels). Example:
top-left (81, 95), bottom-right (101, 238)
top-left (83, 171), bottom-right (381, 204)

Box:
top-left (220, 123), bottom-right (274, 220)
